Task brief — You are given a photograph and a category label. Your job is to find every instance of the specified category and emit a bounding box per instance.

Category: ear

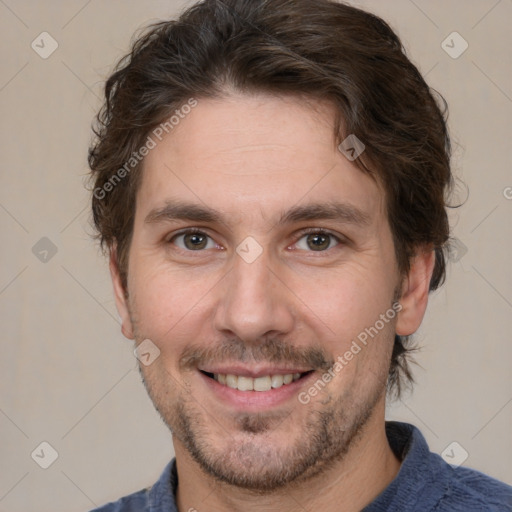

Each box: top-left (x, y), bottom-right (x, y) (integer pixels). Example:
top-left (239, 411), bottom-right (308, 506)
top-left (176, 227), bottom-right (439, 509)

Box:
top-left (395, 246), bottom-right (436, 337)
top-left (109, 245), bottom-right (135, 340)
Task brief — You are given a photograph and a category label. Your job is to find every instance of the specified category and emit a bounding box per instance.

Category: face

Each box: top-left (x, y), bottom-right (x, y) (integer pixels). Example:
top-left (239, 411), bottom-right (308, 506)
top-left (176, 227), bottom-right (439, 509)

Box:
top-left (111, 93), bottom-right (430, 491)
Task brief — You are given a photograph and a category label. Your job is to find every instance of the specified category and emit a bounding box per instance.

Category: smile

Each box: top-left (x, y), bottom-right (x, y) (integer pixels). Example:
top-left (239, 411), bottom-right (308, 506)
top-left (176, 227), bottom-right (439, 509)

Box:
top-left (198, 365), bottom-right (316, 409)
top-left (200, 370), bottom-right (313, 392)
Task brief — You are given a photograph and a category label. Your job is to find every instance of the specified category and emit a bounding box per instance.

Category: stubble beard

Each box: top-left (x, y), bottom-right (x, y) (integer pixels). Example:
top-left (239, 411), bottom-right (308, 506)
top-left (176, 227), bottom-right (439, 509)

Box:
top-left (140, 362), bottom-right (386, 493)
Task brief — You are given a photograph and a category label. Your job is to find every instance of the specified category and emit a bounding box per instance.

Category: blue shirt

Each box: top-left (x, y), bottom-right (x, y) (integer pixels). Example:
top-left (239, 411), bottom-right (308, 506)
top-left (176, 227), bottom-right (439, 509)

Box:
top-left (91, 422), bottom-right (512, 511)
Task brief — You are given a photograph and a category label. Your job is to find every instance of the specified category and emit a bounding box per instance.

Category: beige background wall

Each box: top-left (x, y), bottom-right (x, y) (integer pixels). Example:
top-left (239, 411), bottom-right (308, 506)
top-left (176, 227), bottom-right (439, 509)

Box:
top-left (1, 1), bottom-right (511, 510)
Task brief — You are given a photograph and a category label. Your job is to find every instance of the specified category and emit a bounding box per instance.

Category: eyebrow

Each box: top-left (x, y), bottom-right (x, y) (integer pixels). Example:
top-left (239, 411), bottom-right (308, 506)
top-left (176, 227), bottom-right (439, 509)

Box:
top-left (279, 202), bottom-right (371, 227)
top-left (145, 201), bottom-right (223, 225)
top-left (144, 200), bottom-right (371, 228)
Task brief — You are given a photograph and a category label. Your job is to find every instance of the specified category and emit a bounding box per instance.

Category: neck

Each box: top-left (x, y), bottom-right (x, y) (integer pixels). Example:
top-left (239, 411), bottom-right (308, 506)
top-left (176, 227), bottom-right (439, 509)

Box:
top-left (175, 400), bottom-right (400, 512)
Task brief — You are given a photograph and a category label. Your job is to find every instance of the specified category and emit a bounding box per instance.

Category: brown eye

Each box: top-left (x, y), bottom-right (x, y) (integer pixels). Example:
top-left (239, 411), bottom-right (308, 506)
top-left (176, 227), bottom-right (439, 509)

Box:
top-left (295, 231), bottom-right (340, 252)
top-left (184, 233), bottom-right (208, 250)
top-left (172, 230), bottom-right (215, 251)
top-left (307, 233), bottom-right (330, 250)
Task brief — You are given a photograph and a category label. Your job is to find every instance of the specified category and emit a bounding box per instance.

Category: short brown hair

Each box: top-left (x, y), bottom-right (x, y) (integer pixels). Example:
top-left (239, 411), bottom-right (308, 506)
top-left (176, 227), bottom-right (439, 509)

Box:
top-left (89, 0), bottom-right (452, 397)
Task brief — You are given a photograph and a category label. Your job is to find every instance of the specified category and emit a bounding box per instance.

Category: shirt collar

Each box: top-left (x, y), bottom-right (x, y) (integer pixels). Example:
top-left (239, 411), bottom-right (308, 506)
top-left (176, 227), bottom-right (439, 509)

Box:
top-left (148, 457), bottom-right (179, 512)
top-left (363, 421), bottom-right (450, 511)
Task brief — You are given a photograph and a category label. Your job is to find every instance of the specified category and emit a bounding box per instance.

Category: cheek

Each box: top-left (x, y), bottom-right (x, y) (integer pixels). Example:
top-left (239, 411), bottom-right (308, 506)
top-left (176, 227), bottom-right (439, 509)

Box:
top-left (321, 307), bottom-right (396, 397)
top-left (289, 261), bottom-right (398, 394)
top-left (291, 261), bottom-right (396, 338)
top-left (128, 258), bottom-right (215, 344)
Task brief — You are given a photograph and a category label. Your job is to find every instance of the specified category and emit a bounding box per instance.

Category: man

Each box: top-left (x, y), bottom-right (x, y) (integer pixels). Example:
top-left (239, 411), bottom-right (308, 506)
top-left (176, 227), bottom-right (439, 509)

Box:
top-left (88, 0), bottom-right (512, 510)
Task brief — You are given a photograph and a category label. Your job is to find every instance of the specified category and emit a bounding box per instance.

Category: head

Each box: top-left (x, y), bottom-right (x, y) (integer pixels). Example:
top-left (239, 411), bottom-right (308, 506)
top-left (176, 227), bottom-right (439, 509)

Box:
top-left (89, 0), bottom-right (451, 492)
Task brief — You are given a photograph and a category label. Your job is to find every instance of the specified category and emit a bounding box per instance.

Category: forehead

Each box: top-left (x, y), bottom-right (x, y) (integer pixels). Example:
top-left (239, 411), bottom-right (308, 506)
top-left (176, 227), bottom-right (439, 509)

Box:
top-left (136, 93), bottom-right (385, 227)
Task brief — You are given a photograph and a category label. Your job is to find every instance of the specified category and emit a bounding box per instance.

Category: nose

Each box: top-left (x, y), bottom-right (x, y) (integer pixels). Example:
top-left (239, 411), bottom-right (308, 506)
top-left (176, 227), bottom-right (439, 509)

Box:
top-left (213, 249), bottom-right (295, 344)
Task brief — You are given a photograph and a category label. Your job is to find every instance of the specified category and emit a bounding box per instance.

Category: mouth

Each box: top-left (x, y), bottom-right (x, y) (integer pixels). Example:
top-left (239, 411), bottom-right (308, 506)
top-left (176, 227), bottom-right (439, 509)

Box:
top-left (200, 370), bottom-right (314, 392)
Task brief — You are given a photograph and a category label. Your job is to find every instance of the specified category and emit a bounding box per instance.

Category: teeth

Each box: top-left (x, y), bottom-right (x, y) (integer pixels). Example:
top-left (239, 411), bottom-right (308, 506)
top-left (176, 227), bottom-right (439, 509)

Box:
top-left (271, 375), bottom-right (284, 388)
top-left (226, 374), bottom-right (238, 389)
top-left (237, 376), bottom-right (253, 391)
top-left (213, 372), bottom-right (303, 392)
top-left (283, 374), bottom-right (293, 385)
top-left (254, 376), bottom-right (272, 391)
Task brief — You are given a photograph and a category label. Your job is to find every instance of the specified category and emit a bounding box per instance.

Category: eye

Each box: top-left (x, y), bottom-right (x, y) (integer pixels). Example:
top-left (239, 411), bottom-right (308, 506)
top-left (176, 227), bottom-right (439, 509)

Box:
top-left (295, 230), bottom-right (340, 252)
top-left (170, 229), bottom-right (218, 251)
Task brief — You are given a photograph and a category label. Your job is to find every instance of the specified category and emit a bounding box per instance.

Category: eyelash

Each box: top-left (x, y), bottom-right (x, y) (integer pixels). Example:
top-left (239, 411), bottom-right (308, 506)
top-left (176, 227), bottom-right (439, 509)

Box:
top-left (168, 227), bottom-right (344, 253)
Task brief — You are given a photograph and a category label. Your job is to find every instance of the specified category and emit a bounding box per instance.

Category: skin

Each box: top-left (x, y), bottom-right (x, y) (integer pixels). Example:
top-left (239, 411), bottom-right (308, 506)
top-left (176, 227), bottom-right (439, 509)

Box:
top-left (110, 92), bottom-right (435, 512)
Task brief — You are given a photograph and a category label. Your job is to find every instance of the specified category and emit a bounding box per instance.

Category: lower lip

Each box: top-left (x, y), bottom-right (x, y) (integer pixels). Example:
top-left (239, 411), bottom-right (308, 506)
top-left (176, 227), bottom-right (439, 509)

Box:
top-left (199, 371), bottom-right (315, 410)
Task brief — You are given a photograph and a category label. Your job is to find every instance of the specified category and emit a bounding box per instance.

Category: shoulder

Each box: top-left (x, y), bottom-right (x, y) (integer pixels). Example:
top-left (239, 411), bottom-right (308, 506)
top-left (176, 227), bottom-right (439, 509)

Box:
top-left (435, 464), bottom-right (512, 511)
top-left (88, 460), bottom-right (177, 512)
top-left (89, 488), bottom-right (149, 512)
top-left (380, 422), bottom-right (512, 512)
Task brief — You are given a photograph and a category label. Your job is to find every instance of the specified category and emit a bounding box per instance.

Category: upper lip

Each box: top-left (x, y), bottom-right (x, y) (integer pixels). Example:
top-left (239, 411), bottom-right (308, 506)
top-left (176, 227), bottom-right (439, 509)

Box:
top-left (198, 364), bottom-right (312, 378)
